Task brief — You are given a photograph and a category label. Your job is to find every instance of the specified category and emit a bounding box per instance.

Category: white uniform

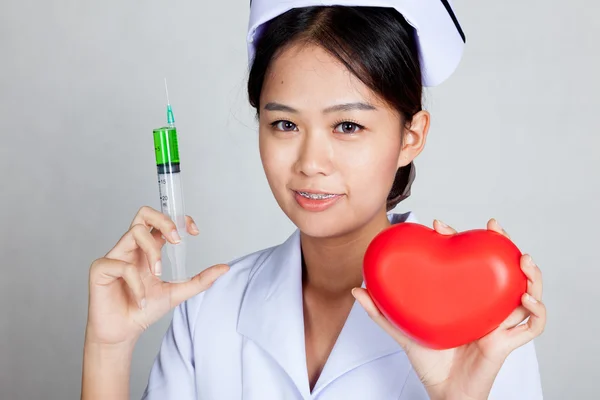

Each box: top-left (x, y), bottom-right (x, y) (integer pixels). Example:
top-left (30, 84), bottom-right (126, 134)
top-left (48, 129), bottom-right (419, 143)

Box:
top-left (142, 212), bottom-right (544, 399)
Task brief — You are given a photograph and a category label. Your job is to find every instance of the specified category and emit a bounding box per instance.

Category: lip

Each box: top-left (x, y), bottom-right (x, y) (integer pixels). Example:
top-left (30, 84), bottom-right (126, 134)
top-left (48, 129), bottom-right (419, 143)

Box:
top-left (292, 189), bottom-right (344, 212)
top-left (294, 188), bottom-right (342, 195)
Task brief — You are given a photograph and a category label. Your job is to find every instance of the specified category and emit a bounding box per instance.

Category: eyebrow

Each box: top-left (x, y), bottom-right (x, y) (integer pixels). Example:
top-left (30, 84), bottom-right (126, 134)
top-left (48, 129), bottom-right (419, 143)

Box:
top-left (263, 102), bottom-right (377, 113)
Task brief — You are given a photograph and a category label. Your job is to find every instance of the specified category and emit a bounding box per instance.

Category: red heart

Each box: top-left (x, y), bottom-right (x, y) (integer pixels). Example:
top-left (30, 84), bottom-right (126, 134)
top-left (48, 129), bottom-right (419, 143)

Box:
top-left (363, 222), bottom-right (527, 350)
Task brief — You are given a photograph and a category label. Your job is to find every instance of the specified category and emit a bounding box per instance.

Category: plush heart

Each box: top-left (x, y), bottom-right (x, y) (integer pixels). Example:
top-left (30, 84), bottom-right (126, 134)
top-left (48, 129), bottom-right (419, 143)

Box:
top-left (363, 222), bottom-right (527, 350)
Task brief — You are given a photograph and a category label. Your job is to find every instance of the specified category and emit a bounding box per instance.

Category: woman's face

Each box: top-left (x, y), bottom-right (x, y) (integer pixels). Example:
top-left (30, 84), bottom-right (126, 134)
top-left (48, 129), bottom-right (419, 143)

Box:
top-left (258, 43), bottom-right (426, 238)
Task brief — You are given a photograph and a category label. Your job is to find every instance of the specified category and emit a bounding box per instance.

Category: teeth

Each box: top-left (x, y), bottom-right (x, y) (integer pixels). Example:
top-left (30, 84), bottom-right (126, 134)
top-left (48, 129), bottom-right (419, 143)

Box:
top-left (298, 191), bottom-right (338, 200)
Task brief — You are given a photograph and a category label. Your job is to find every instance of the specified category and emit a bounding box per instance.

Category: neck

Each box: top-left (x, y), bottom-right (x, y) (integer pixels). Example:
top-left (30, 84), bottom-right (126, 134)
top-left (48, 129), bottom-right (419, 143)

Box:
top-left (300, 210), bottom-right (392, 298)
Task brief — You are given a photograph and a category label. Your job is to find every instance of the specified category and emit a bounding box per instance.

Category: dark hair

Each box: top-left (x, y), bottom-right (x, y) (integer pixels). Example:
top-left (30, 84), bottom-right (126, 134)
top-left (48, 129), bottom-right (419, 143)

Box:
top-left (247, 6), bottom-right (421, 211)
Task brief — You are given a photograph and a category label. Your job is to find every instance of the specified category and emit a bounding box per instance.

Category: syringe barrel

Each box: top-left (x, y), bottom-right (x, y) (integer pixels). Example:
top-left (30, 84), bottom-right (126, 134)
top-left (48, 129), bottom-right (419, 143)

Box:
top-left (153, 127), bottom-right (188, 282)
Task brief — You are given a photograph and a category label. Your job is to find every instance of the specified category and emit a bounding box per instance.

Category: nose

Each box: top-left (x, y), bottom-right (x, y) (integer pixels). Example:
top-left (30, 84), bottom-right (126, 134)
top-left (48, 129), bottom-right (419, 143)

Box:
top-left (293, 129), bottom-right (334, 177)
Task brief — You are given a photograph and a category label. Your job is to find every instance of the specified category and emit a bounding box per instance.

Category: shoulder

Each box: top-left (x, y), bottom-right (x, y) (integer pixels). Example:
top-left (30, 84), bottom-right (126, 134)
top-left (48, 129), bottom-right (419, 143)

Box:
top-left (142, 242), bottom-right (287, 398)
top-left (214, 239), bottom-right (283, 290)
top-left (177, 239), bottom-right (285, 333)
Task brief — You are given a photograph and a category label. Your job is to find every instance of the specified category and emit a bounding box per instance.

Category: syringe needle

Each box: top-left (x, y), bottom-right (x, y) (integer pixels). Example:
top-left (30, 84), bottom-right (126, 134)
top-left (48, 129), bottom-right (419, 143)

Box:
top-left (164, 78), bottom-right (170, 105)
top-left (164, 78), bottom-right (175, 127)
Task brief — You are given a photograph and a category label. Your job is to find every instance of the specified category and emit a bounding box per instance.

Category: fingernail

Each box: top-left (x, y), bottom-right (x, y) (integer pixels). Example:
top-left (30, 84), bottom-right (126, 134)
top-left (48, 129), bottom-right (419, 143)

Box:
top-left (527, 294), bottom-right (538, 304)
top-left (155, 260), bottom-right (162, 276)
top-left (140, 298), bottom-right (146, 310)
top-left (171, 230), bottom-right (181, 243)
top-left (494, 219), bottom-right (503, 230)
top-left (523, 254), bottom-right (535, 268)
top-left (437, 220), bottom-right (448, 228)
top-left (191, 222), bottom-right (199, 233)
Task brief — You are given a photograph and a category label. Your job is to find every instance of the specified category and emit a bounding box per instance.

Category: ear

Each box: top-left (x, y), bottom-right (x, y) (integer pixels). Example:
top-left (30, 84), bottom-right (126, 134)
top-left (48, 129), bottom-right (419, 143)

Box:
top-left (397, 110), bottom-right (430, 168)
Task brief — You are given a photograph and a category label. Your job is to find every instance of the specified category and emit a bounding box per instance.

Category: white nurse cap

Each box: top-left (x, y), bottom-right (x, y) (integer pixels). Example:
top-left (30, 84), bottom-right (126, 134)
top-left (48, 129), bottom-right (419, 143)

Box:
top-left (247, 0), bottom-right (466, 87)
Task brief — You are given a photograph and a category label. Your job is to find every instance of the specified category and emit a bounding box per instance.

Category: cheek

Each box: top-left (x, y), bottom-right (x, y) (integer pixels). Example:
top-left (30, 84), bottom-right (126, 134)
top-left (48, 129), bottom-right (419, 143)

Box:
top-left (259, 130), bottom-right (291, 187)
top-left (338, 138), bottom-right (400, 197)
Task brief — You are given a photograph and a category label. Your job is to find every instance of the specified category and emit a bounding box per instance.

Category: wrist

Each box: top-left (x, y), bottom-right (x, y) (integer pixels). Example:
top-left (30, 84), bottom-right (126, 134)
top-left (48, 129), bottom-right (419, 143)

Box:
top-left (83, 323), bottom-right (139, 354)
top-left (83, 334), bottom-right (137, 355)
top-left (82, 339), bottom-right (135, 400)
top-left (83, 339), bottom-right (136, 361)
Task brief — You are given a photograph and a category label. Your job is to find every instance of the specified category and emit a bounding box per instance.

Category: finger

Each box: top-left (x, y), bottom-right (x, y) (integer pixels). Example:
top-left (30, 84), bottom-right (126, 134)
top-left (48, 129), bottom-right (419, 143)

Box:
top-left (498, 256), bottom-right (543, 331)
top-left (185, 215), bottom-right (200, 236)
top-left (433, 219), bottom-right (458, 236)
top-left (129, 206), bottom-right (182, 244)
top-left (169, 264), bottom-right (230, 308)
top-left (498, 305), bottom-right (529, 330)
top-left (352, 288), bottom-right (412, 349)
top-left (131, 224), bottom-right (164, 276)
top-left (505, 294), bottom-right (546, 348)
top-left (107, 224), bottom-right (163, 276)
top-left (150, 227), bottom-right (167, 247)
top-left (109, 207), bottom-right (180, 256)
top-left (90, 258), bottom-right (146, 310)
top-left (521, 254), bottom-right (543, 300)
top-left (487, 218), bottom-right (510, 239)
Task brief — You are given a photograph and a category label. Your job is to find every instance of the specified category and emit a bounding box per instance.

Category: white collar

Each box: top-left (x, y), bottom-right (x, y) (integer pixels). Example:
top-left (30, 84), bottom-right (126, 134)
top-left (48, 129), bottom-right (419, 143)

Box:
top-left (237, 211), bottom-right (418, 397)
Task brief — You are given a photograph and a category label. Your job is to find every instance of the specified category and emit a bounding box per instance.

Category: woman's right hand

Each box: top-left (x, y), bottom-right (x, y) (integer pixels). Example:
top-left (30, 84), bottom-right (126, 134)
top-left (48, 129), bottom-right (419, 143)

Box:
top-left (84, 206), bottom-right (230, 349)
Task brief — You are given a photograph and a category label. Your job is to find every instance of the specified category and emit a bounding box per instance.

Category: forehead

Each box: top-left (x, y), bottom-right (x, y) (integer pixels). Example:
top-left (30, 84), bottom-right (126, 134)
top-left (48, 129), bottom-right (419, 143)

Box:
top-left (261, 42), bottom-right (385, 108)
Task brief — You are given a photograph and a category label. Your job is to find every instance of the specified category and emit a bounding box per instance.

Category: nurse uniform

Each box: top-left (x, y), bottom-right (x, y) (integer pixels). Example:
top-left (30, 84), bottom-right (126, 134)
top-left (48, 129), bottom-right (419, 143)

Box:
top-left (142, 212), bottom-right (543, 399)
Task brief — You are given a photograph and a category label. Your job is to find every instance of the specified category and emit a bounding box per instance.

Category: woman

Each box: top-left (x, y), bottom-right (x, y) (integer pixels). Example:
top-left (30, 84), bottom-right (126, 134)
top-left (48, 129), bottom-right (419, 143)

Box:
top-left (82, 1), bottom-right (546, 399)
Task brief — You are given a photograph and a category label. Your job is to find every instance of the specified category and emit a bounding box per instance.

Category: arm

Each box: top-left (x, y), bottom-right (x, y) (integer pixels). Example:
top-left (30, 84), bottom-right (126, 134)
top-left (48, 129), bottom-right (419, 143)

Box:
top-left (80, 206), bottom-right (228, 400)
top-left (141, 297), bottom-right (201, 399)
top-left (81, 339), bottom-right (135, 400)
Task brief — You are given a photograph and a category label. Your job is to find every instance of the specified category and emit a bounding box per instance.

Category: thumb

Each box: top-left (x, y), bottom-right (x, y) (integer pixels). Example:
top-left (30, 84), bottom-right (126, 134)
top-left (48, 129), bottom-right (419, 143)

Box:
top-left (352, 287), bottom-right (413, 349)
top-left (169, 264), bottom-right (230, 308)
top-left (433, 219), bottom-right (458, 236)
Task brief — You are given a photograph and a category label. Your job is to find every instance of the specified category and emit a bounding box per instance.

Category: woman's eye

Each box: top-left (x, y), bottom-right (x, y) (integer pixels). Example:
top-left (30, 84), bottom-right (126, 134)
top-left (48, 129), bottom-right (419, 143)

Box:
top-left (272, 120), bottom-right (298, 132)
top-left (334, 122), bottom-right (363, 134)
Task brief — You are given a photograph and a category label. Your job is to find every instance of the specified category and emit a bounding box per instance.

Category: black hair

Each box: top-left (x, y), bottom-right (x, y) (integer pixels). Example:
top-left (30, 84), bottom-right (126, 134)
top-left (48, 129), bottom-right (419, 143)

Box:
top-left (247, 6), bottom-right (422, 211)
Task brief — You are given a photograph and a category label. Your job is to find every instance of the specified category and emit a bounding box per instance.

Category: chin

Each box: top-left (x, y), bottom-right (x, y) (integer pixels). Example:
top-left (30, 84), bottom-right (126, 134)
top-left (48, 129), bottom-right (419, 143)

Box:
top-left (282, 199), bottom-right (373, 239)
top-left (295, 216), bottom-right (351, 239)
top-left (275, 200), bottom-right (341, 238)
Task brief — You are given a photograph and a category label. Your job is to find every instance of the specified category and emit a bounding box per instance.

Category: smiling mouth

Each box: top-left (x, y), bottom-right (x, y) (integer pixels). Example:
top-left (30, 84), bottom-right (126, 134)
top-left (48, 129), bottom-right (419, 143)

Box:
top-left (296, 191), bottom-right (341, 200)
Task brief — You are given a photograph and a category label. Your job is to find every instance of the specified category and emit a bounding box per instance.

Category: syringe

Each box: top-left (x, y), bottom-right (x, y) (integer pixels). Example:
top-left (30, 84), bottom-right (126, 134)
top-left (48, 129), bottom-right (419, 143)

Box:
top-left (152, 79), bottom-right (188, 282)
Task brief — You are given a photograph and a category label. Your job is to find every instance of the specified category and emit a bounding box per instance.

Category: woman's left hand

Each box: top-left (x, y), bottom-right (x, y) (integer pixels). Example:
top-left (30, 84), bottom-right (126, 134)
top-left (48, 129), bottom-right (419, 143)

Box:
top-left (353, 219), bottom-right (547, 400)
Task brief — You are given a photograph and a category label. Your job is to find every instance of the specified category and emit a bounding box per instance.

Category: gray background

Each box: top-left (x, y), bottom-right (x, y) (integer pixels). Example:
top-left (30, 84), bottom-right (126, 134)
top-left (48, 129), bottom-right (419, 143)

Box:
top-left (1, 0), bottom-right (598, 399)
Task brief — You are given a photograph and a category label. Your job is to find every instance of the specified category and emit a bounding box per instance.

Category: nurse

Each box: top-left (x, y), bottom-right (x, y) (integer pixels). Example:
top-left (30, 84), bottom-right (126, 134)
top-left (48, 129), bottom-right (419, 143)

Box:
top-left (81, 1), bottom-right (547, 399)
